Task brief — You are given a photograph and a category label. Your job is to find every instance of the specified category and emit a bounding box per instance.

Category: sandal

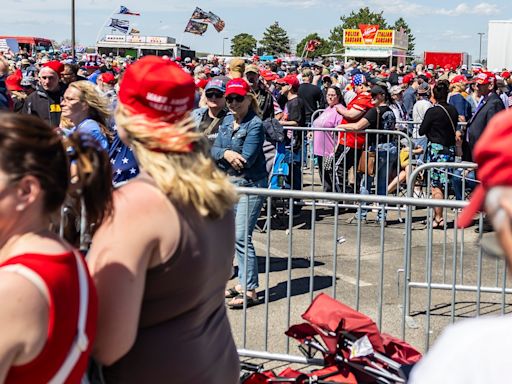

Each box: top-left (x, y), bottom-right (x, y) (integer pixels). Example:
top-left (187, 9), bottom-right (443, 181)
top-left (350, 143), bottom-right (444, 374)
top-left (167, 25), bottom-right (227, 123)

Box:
top-left (225, 287), bottom-right (241, 299)
top-left (227, 294), bottom-right (260, 309)
top-left (432, 217), bottom-right (445, 229)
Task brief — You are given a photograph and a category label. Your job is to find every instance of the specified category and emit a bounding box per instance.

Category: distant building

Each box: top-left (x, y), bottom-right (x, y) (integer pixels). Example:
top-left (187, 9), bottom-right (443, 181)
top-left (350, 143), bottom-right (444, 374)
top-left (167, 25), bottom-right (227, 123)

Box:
top-left (96, 35), bottom-right (195, 59)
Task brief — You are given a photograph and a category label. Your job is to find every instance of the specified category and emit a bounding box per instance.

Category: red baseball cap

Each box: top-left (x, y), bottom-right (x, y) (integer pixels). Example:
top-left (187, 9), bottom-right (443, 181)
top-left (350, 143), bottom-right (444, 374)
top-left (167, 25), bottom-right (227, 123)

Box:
top-left (118, 56), bottom-right (195, 122)
top-left (402, 73), bottom-right (414, 85)
top-left (42, 60), bottom-right (64, 74)
top-left (501, 71), bottom-right (511, 79)
top-left (225, 78), bottom-right (251, 97)
top-left (450, 75), bottom-right (468, 84)
top-left (100, 72), bottom-right (116, 85)
top-left (195, 78), bottom-right (209, 89)
top-left (458, 108), bottom-right (512, 228)
top-left (260, 69), bottom-right (279, 81)
top-left (473, 71), bottom-right (496, 85)
top-left (5, 69), bottom-right (23, 91)
top-left (276, 74), bottom-right (300, 90)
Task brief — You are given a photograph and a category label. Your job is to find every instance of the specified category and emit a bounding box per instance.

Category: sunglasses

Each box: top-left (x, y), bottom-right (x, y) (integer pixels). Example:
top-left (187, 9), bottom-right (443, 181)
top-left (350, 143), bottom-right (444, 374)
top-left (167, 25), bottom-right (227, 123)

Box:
top-left (226, 94), bottom-right (245, 104)
top-left (205, 91), bottom-right (224, 99)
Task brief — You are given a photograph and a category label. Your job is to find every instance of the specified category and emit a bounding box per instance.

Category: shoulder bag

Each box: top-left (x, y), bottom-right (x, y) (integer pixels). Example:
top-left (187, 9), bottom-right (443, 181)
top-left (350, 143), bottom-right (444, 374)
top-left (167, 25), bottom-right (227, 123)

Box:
top-left (436, 104), bottom-right (463, 158)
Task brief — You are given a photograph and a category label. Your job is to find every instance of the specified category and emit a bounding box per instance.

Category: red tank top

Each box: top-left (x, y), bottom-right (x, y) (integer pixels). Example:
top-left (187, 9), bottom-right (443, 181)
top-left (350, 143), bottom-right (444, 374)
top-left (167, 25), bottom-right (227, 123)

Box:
top-left (0, 252), bottom-right (97, 384)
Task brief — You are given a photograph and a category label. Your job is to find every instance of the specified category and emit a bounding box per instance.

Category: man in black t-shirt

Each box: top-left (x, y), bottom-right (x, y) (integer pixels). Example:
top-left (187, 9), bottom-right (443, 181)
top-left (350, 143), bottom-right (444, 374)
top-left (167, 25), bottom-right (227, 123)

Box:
top-left (276, 74), bottom-right (306, 192)
top-left (298, 68), bottom-right (326, 125)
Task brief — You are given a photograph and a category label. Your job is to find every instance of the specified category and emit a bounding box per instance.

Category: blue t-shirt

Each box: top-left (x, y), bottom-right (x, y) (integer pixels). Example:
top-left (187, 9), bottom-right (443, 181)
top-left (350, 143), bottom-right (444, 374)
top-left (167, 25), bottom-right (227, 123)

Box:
top-left (76, 119), bottom-right (109, 150)
top-left (449, 93), bottom-right (472, 121)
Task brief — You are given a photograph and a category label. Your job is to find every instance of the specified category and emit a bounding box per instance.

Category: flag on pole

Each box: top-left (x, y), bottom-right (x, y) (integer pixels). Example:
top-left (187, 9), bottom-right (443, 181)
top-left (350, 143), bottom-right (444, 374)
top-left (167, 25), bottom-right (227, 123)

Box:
top-left (184, 19), bottom-right (208, 35)
top-left (118, 6), bottom-right (140, 16)
top-left (206, 11), bottom-right (225, 32)
top-left (189, 7), bottom-right (225, 33)
top-left (129, 28), bottom-right (140, 35)
top-left (306, 39), bottom-right (321, 52)
top-left (109, 18), bottom-right (130, 34)
top-left (190, 7), bottom-right (210, 20)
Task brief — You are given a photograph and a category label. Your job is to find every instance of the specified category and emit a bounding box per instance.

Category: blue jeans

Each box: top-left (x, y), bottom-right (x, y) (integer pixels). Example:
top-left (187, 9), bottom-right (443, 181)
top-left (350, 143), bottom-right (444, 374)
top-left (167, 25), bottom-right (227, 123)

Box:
top-left (357, 143), bottom-right (398, 221)
top-left (233, 177), bottom-right (267, 291)
top-left (451, 169), bottom-right (477, 200)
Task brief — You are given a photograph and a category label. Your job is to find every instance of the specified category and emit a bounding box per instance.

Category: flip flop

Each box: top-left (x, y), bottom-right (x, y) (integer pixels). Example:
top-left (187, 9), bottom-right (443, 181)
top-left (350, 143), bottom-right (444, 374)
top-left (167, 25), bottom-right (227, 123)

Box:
top-left (227, 294), bottom-right (260, 309)
top-left (432, 218), bottom-right (445, 229)
top-left (225, 287), bottom-right (241, 299)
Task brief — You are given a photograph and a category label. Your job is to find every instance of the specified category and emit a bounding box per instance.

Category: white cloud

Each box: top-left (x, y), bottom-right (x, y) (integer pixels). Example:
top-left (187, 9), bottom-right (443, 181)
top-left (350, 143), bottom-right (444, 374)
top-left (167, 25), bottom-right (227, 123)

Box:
top-left (436, 2), bottom-right (500, 16)
top-left (336, 0), bottom-right (501, 17)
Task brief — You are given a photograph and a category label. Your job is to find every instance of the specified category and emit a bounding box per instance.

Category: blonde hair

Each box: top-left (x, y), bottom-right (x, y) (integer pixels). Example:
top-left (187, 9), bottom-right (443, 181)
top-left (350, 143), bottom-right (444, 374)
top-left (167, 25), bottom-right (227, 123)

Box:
top-left (247, 92), bottom-right (262, 117)
top-left (115, 104), bottom-right (238, 219)
top-left (450, 82), bottom-right (465, 93)
top-left (69, 80), bottom-right (113, 140)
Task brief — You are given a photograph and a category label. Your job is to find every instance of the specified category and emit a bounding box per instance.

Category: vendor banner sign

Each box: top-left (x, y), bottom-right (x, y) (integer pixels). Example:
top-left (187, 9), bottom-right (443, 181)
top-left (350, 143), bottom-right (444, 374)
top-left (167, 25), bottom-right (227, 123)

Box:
top-left (343, 26), bottom-right (407, 49)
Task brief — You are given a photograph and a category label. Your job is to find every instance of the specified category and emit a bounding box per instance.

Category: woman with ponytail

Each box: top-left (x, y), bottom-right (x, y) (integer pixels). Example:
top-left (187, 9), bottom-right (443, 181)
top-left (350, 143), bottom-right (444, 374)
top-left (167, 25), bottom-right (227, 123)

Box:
top-left (87, 56), bottom-right (240, 384)
top-left (0, 113), bottom-right (113, 383)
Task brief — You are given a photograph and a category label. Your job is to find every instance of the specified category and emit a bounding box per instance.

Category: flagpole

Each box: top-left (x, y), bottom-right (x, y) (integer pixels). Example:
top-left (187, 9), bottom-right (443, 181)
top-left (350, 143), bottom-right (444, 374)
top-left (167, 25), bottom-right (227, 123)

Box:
top-left (94, 6), bottom-right (119, 47)
top-left (301, 45), bottom-right (307, 59)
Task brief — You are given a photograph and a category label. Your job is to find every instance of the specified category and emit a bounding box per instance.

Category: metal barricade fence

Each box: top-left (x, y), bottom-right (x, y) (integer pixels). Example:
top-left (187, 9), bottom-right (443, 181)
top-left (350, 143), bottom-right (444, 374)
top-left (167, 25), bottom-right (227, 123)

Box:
top-left (284, 126), bottom-right (413, 210)
top-left (283, 118), bottom-right (469, 208)
top-left (400, 161), bottom-right (507, 351)
top-left (230, 187), bottom-right (509, 366)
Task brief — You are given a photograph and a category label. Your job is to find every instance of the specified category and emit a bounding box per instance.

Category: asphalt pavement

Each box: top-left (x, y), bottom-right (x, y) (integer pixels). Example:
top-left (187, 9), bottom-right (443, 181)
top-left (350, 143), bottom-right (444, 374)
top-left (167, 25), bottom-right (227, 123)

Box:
top-left (227, 168), bottom-right (512, 374)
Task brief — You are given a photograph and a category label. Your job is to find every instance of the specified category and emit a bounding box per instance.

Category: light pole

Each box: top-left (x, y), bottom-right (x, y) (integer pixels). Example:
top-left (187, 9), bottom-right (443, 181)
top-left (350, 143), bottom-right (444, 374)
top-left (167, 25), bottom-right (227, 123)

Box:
top-left (222, 37), bottom-right (229, 56)
top-left (71, 0), bottom-right (76, 59)
top-left (477, 32), bottom-right (485, 64)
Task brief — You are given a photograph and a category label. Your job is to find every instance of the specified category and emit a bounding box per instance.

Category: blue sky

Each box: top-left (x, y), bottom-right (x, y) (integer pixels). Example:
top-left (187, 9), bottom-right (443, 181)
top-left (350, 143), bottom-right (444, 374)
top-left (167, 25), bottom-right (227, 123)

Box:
top-left (1, 0), bottom-right (509, 60)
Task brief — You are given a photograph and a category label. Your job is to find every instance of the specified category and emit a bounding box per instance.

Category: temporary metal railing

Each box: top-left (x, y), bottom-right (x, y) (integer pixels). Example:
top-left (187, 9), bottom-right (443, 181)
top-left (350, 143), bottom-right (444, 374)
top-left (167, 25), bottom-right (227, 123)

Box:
top-left (230, 187), bottom-right (504, 364)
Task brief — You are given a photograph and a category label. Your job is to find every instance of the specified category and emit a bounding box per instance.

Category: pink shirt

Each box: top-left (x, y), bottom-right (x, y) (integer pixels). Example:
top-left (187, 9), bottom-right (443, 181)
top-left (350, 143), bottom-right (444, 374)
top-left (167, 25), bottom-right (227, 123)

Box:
top-left (312, 104), bottom-right (344, 156)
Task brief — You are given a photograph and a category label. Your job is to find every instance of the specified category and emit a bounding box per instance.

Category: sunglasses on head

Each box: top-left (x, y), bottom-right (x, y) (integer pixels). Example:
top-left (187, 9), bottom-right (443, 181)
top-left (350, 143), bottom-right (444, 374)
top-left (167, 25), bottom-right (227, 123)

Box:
top-left (226, 94), bottom-right (245, 103)
top-left (205, 90), bottom-right (224, 99)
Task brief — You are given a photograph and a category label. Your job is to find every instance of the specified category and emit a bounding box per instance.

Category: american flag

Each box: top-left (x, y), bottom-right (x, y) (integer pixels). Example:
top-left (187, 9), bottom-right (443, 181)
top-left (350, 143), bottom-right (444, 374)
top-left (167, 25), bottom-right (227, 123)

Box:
top-left (109, 134), bottom-right (139, 185)
top-left (118, 6), bottom-right (140, 16)
top-left (109, 18), bottom-right (130, 34)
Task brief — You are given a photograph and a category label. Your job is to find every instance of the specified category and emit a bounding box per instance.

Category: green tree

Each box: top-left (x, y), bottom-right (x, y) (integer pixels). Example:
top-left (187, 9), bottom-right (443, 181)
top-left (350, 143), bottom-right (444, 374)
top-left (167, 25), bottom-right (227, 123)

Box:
top-left (296, 33), bottom-right (331, 58)
top-left (231, 33), bottom-right (257, 56)
top-left (259, 22), bottom-right (290, 56)
top-left (393, 17), bottom-right (415, 57)
top-left (328, 7), bottom-right (389, 53)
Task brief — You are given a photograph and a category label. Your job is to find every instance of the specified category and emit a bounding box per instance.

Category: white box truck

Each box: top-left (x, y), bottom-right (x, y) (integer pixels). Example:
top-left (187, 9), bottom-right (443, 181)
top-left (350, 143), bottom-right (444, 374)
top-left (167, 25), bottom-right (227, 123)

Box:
top-left (487, 20), bottom-right (512, 71)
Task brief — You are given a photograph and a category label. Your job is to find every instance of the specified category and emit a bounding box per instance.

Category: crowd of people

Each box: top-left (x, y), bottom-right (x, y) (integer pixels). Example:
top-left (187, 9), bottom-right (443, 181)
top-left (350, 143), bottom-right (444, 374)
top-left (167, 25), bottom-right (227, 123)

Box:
top-left (0, 47), bottom-right (511, 382)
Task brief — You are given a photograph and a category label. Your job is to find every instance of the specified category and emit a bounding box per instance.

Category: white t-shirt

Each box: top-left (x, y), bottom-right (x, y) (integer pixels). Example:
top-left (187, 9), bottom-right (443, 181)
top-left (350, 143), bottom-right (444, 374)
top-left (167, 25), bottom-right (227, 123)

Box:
top-left (412, 99), bottom-right (432, 138)
top-left (409, 315), bottom-right (512, 384)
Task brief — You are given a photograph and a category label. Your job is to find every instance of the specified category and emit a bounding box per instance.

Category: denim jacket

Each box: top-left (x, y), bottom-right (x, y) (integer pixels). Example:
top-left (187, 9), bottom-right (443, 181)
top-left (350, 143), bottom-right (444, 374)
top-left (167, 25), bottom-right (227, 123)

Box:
top-left (211, 109), bottom-right (267, 183)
